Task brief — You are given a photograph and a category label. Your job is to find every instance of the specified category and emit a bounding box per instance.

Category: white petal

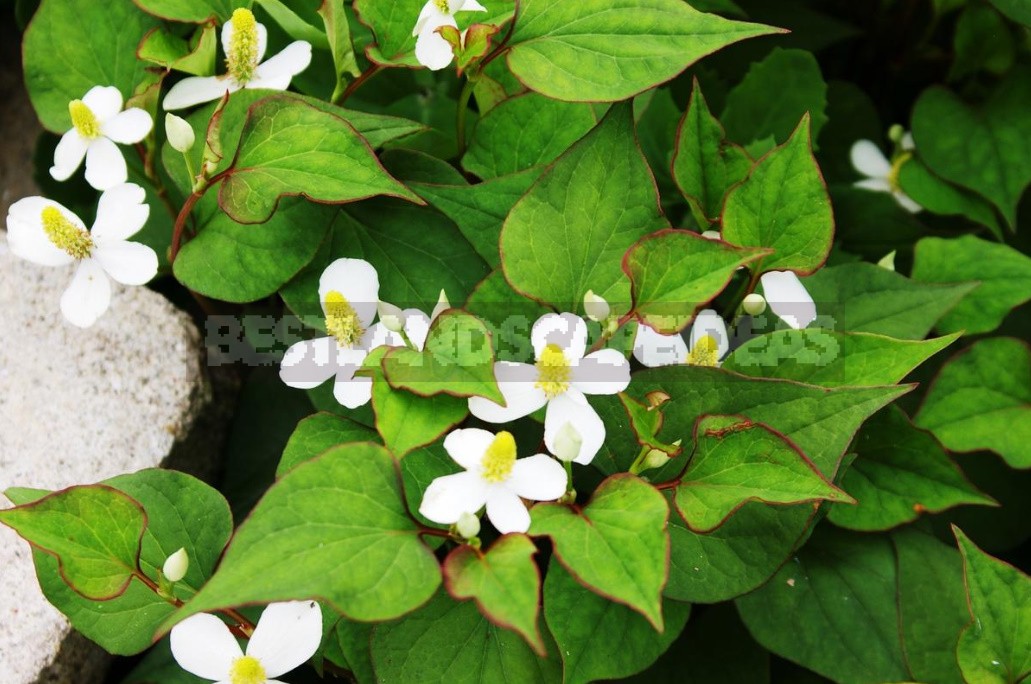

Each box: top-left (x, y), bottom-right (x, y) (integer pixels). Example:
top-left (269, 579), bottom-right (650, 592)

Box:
top-left (222, 20), bottom-right (269, 64)
top-left (507, 455), bottom-right (567, 501)
top-left (319, 258), bottom-right (380, 330)
top-left (81, 86), bottom-right (123, 122)
top-left (443, 428), bottom-right (495, 471)
top-left (6, 197), bottom-right (76, 267)
top-left (456, 0), bottom-right (488, 11)
top-left (854, 178), bottom-right (892, 194)
top-left (279, 337), bottom-right (339, 389)
top-left (849, 140), bottom-right (891, 179)
top-left (894, 191), bottom-right (923, 214)
top-left (101, 108), bottom-right (153, 144)
top-left (60, 259), bottom-right (111, 328)
top-left (901, 132), bottom-right (915, 151)
top-left (689, 309), bottom-right (729, 360)
top-left (91, 240), bottom-right (157, 285)
top-left (544, 391), bottom-right (604, 466)
top-left (84, 137), bottom-right (127, 191)
top-left (332, 375), bottom-right (372, 409)
top-left (360, 322), bottom-right (404, 351)
top-left (415, 20), bottom-right (458, 71)
top-left (468, 362), bottom-right (547, 423)
top-left (162, 76), bottom-right (239, 111)
top-left (571, 348), bottom-right (630, 395)
top-left (413, 0), bottom-right (445, 36)
top-left (50, 130), bottom-right (88, 181)
top-left (247, 601), bottom-right (322, 678)
top-left (169, 613), bottom-right (242, 680)
top-left (91, 183), bottom-right (149, 243)
top-left (249, 42), bottom-right (312, 91)
top-left (419, 471), bottom-right (489, 525)
top-left (402, 309), bottom-right (432, 351)
top-left (531, 313), bottom-right (588, 361)
top-left (761, 271), bottom-right (817, 330)
top-left (485, 488), bottom-right (531, 534)
top-left (632, 324), bottom-right (687, 368)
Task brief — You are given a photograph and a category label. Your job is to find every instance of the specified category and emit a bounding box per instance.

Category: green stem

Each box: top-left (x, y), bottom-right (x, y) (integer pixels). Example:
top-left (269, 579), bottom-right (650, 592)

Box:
top-left (627, 445), bottom-right (650, 476)
top-left (399, 327), bottom-right (417, 351)
top-left (456, 78), bottom-right (476, 158)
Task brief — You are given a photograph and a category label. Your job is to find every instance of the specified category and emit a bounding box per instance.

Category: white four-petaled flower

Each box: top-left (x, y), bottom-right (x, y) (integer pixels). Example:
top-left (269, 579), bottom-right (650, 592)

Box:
top-left (412, 0), bottom-right (487, 71)
top-left (170, 600), bottom-right (322, 684)
top-left (850, 134), bottom-right (922, 213)
top-left (468, 313), bottom-right (630, 465)
top-left (6, 183), bottom-right (158, 328)
top-left (633, 309), bottom-right (730, 368)
top-left (51, 86), bottom-right (153, 190)
top-left (420, 428), bottom-right (567, 534)
top-left (163, 9), bottom-right (313, 110)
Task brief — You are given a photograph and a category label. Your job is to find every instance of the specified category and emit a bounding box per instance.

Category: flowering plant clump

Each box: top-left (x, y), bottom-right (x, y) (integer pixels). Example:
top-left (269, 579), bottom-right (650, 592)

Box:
top-left (3, 1), bottom-right (1031, 682)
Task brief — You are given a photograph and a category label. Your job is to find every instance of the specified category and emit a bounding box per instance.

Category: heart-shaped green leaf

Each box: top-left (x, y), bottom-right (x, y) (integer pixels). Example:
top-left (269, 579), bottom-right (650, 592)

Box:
top-left (277, 412), bottom-right (378, 478)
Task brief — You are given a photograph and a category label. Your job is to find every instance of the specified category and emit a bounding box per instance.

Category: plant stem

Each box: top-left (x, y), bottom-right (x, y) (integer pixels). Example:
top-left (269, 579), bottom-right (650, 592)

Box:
top-left (627, 445), bottom-right (650, 475)
top-left (334, 64), bottom-right (383, 106)
top-left (169, 169), bottom-right (230, 263)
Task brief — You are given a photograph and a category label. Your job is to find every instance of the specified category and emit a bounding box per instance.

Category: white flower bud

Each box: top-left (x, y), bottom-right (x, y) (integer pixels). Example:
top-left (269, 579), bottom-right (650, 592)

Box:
top-left (583, 290), bottom-right (610, 322)
top-left (163, 547), bottom-right (189, 582)
top-left (700, 230), bottom-right (721, 241)
top-left (552, 421), bottom-right (583, 463)
top-left (456, 511), bottom-right (480, 539)
top-left (877, 250), bottom-right (896, 272)
top-left (378, 300), bottom-right (405, 333)
top-left (742, 293), bottom-right (767, 316)
top-left (431, 289), bottom-right (450, 321)
top-left (888, 124), bottom-right (905, 144)
top-left (642, 449), bottom-right (671, 470)
top-left (165, 113), bottom-right (195, 153)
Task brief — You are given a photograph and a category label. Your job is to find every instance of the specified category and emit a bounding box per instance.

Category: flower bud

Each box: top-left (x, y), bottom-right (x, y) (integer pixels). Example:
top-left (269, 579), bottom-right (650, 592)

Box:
top-left (877, 250), bottom-right (896, 272)
top-left (583, 290), bottom-right (610, 322)
top-left (552, 422), bottom-right (583, 463)
top-left (431, 289), bottom-right (450, 321)
top-left (165, 113), bottom-right (195, 153)
top-left (888, 124), bottom-right (905, 144)
top-left (700, 230), bottom-right (721, 241)
top-left (163, 547), bottom-right (189, 582)
top-left (456, 511), bottom-right (480, 539)
top-left (377, 300), bottom-right (405, 333)
top-left (642, 448), bottom-right (671, 470)
top-left (742, 293), bottom-right (767, 316)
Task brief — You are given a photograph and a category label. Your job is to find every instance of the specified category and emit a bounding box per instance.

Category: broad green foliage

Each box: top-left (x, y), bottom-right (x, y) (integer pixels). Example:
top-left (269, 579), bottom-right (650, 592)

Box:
top-left (897, 158), bottom-right (1003, 239)
top-left (137, 24), bottom-right (218, 76)
top-left (990, 0), bottom-right (1031, 25)
top-left (916, 337), bottom-right (1031, 468)
top-left (135, 0), bottom-right (244, 22)
top-left (277, 412), bottom-right (378, 477)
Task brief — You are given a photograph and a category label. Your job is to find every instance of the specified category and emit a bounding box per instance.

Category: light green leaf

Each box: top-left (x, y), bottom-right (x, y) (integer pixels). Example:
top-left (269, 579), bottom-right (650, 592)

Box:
top-left (253, 0), bottom-right (330, 48)
top-left (137, 23), bottom-right (218, 76)
top-left (444, 534), bottom-right (544, 655)
top-left (505, 0), bottom-right (782, 102)
top-left (319, 0), bottom-right (362, 102)
top-left (915, 337), bottom-right (1031, 468)
top-left (353, 0), bottom-right (427, 66)
top-left (722, 116), bottom-right (833, 274)
top-left (501, 103), bottom-right (670, 314)
top-left (23, 0), bottom-right (160, 132)
top-left (277, 412), bottom-right (378, 478)
top-left (897, 158), bottom-right (1003, 239)
top-left (543, 560), bottom-right (691, 684)
top-left (829, 407), bottom-right (994, 532)
top-left (135, 0), bottom-right (244, 22)
top-left (911, 235), bottom-right (1031, 336)
top-left (165, 442), bottom-right (441, 624)
top-left (675, 414), bottom-right (852, 533)
top-left (954, 527), bottom-right (1031, 683)
top-left (529, 475), bottom-right (669, 629)
top-left (624, 229), bottom-right (769, 334)
top-left (464, 270), bottom-right (551, 363)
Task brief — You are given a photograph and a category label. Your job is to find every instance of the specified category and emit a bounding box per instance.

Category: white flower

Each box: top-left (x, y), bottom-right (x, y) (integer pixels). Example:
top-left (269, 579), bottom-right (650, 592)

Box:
top-left (419, 429), bottom-right (567, 534)
top-left (632, 309), bottom-right (729, 368)
top-left (163, 9), bottom-right (313, 110)
top-left (165, 113), bottom-right (196, 153)
top-left (50, 86), bottom-right (153, 191)
top-left (170, 600), bottom-right (322, 684)
top-left (760, 271), bottom-right (817, 330)
top-left (6, 184), bottom-right (158, 328)
top-left (850, 135), bottom-right (922, 213)
top-left (412, 0), bottom-right (487, 71)
top-left (162, 548), bottom-right (189, 583)
top-left (279, 258), bottom-right (407, 409)
top-left (468, 313), bottom-right (630, 465)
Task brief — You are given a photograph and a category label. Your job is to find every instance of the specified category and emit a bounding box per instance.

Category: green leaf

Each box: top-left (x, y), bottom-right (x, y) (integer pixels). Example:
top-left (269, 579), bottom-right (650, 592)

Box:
top-left (894, 527), bottom-right (969, 684)
top-left (137, 23), bottom-right (218, 76)
top-left (619, 393), bottom-right (682, 457)
top-left (911, 235), bottom-right (1031, 336)
top-left (800, 263), bottom-right (977, 339)
top-left (464, 270), bottom-right (551, 363)
top-left (23, 0), bottom-right (160, 132)
top-left (0, 485), bottom-right (145, 600)
top-left (672, 79), bottom-right (753, 224)
top-left (166, 442), bottom-right (441, 624)
top-left (828, 407), bottom-right (994, 532)
top-left (218, 96), bottom-right (420, 224)
top-left (949, 4), bottom-right (1015, 81)
top-left (675, 414), bottom-right (852, 533)
top-left (505, 0), bottom-right (782, 102)
top-left (444, 534), bottom-right (544, 655)
top-left (989, 0), bottom-right (1031, 25)
top-left (353, 0), bottom-right (424, 66)
top-left (529, 475), bottom-right (669, 629)
top-left (501, 103), bottom-right (670, 314)
top-left (252, 0), bottom-right (331, 48)
top-left (736, 527), bottom-right (911, 684)
top-left (277, 412), bottom-right (378, 477)
top-left (911, 68), bottom-right (1031, 228)
top-left (319, 0), bottom-right (362, 102)
top-left (463, 93), bottom-right (598, 179)
top-left (399, 443), bottom-right (461, 530)
top-left (897, 158), bottom-right (1003, 239)
top-left (720, 48), bottom-right (829, 146)
top-left (543, 560), bottom-right (691, 684)
top-left (134, 0), bottom-right (243, 22)
top-left (722, 116), bottom-right (833, 274)
top-left (382, 310), bottom-right (503, 403)
top-left (370, 589), bottom-right (561, 683)
top-left (915, 337), bottom-right (1031, 468)
top-left (723, 329), bottom-right (959, 388)
top-left (624, 229), bottom-right (770, 334)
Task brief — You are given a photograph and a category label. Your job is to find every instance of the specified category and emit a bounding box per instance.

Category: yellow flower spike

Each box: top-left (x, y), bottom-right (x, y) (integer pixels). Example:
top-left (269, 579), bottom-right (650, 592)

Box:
top-left (68, 100), bottom-right (100, 139)
top-left (480, 431), bottom-right (517, 483)
top-left (41, 206), bottom-right (93, 259)
top-left (227, 8), bottom-right (261, 83)
top-left (535, 343), bottom-right (572, 399)
top-left (434, 0), bottom-right (450, 12)
top-left (687, 334), bottom-right (720, 367)
top-left (324, 290), bottom-right (364, 348)
top-left (228, 655), bottom-right (267, 684)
